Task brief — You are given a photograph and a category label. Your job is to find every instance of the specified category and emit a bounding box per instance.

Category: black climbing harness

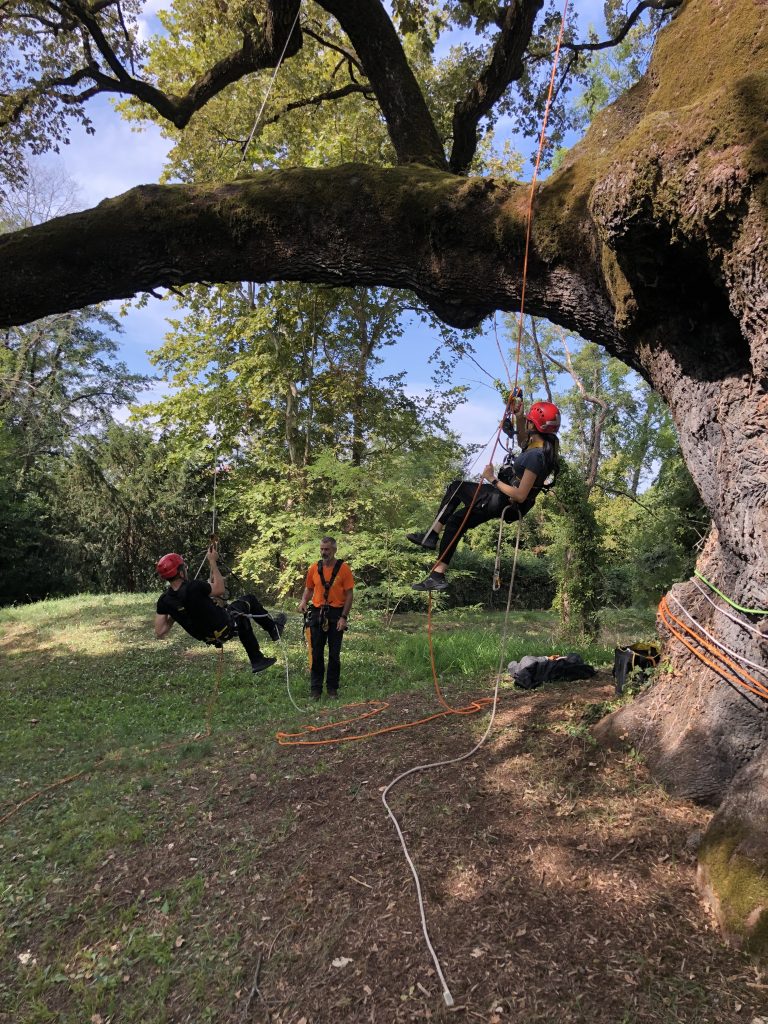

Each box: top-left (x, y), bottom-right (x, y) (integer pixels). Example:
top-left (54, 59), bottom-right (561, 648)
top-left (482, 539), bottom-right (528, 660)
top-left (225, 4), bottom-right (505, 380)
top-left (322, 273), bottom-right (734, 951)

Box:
top-left (316, 558), bottom-right (345, 632)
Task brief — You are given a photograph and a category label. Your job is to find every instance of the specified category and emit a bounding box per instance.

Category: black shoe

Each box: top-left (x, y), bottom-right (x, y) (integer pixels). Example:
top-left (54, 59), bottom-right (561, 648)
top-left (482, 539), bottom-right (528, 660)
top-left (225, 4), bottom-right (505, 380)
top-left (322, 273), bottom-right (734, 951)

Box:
top-left (251, 655), bottom-right (277, 673)
top-left (269, 612), bottom-right (288, 641)
top-left (412, 572), bottom-right (449, 592)
top-left (310, 691), bottom-right (322, 701)
top-left (327, 691), bottom-right (339, 700)
top-left (406, 530), bottom-right (439, 551)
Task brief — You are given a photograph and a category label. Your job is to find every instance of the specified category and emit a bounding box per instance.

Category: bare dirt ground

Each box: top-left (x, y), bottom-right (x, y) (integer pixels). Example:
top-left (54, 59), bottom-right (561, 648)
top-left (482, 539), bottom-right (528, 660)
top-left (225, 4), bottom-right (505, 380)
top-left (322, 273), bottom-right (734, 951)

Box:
top-left (16, 673), bottom-right (768, 1023)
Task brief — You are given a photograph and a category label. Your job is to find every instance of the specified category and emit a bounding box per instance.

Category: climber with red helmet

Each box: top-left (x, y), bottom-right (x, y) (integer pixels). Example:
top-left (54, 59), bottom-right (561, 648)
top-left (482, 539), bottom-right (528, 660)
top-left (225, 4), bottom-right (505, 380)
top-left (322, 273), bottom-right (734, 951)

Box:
top-left (408, 392), bottom-right (561, 592)
top-left (154, 543), bottom-right (287, 673)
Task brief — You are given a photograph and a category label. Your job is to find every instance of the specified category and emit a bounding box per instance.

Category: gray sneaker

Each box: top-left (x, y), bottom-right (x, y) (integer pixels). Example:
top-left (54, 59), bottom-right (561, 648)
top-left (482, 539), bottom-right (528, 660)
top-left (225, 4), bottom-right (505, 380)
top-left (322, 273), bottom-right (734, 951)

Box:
top-left (412, 572), bottom-right (449, 592)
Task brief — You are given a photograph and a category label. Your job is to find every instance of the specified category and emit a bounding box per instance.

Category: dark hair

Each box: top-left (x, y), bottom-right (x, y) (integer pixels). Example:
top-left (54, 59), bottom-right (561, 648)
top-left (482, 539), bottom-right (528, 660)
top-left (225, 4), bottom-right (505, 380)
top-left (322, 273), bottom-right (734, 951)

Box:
top-left (542, 434), bottom-right (561, 488)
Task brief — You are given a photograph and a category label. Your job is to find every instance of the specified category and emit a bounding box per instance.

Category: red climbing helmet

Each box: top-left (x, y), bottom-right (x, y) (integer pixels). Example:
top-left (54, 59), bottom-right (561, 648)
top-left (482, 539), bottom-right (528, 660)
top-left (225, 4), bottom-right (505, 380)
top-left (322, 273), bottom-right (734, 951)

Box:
top-left (526, 401), bottom-right (561, 434)
top-left (156, 553), bottom-right (185, 580)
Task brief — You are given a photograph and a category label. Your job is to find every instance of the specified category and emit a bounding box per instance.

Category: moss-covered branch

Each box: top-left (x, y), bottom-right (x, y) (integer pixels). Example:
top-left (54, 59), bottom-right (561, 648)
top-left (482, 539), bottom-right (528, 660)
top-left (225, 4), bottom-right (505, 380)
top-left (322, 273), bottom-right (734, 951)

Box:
top-left (0, 164), bottom-right (617, 341)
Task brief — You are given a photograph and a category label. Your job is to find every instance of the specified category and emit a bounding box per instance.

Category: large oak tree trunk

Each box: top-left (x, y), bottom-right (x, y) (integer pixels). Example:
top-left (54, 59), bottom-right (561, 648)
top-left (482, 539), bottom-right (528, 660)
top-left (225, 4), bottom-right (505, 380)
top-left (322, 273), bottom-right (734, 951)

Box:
top-left (0, 0), bottom-right (766, 949)
top-left (587, 0), bottom-right (768, 950)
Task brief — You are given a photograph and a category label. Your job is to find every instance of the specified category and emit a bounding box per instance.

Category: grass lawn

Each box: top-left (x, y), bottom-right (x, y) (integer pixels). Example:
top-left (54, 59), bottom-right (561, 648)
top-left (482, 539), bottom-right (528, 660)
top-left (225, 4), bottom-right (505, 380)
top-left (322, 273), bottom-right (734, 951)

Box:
top-left (4, 594), bottom-right (713, 1024)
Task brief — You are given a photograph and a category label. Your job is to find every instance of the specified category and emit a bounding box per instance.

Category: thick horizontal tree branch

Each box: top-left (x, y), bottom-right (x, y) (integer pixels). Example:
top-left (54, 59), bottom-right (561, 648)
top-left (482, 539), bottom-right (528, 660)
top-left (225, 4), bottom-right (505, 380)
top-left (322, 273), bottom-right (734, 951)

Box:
top-left (0, 165), bottom-right (616, 345)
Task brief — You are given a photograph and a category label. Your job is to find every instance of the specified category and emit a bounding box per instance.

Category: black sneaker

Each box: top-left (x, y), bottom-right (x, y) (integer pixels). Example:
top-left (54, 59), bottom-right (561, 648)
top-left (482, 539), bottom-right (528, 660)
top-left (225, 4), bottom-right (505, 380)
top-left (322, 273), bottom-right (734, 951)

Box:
top-left (327, 691), bottom-right (339, 700)
top-left (403, 528), bottom-right (438, 552)
top-left (412, 572), bottom-right (449, 592)
top-left (251, 655), bottom-right (277, 673)
top-left (310, 691), bottom-right (322, 701)
top-left (406, 530), bottom-right (439, 551)
top-left (269, 612), bottom-right (288, 641)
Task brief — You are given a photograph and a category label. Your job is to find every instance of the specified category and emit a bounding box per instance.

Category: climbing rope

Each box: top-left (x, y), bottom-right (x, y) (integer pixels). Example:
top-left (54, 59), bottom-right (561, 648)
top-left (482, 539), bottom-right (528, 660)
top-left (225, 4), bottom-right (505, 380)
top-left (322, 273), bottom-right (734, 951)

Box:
top-left (692, 578), bottom-right (768, 639)
top-left (694, 570), bottom-right (768, 616)
top-left (385, 542), bottom-right (526, 1006)
top-left (667, 593), bottom-right (768, 684)
top-left (388, 0), bottom-right (572, 1004)
top-left (235, 4), bottom-right (303, 176)
top-left (659, 595), bottom-right (768, 702)
top-left (493, 504), bottom-right (523, 592)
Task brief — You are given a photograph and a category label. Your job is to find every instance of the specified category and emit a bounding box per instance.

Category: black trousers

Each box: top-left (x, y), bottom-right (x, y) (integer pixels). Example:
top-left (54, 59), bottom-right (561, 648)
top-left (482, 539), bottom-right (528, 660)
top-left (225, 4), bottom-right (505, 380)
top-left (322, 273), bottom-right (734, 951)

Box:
top-left (435, 480), bottom-right (513, 566)
top-left (309, 606), bottom-right (344, 694)
top-left (228, 594), bottom-right (274, 663)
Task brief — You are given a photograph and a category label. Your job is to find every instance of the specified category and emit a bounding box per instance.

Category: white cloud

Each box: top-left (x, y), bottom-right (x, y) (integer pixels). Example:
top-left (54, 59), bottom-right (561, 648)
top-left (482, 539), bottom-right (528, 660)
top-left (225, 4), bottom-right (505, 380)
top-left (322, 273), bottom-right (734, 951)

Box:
top-left (106, 294), bottom-right (176, 376)
top-left (137, 1), bottom-right (168, 44)
top-left (447, 393), bottom-right (505, 458)
top-left (41, 95), bottom-right (171, 208)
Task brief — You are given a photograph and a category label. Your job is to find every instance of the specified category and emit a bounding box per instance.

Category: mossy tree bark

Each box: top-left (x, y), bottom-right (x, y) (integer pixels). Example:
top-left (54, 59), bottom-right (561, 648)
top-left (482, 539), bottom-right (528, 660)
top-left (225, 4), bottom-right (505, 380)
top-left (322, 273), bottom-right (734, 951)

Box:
top-left (0, 0), bottom-right (766, 949)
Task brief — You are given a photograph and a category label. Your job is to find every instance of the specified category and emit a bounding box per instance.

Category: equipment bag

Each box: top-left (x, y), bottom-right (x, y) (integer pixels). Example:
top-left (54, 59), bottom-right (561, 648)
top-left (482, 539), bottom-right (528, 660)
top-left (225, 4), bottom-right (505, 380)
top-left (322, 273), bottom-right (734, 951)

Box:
top-left (612, 642), bottom-right (660, 695)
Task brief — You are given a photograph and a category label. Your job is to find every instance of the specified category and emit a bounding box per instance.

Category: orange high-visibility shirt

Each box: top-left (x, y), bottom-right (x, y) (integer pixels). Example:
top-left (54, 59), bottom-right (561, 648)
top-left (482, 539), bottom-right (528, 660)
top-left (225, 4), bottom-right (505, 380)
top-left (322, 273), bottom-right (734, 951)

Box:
top-left (305, 560), bottom-right (355, 608)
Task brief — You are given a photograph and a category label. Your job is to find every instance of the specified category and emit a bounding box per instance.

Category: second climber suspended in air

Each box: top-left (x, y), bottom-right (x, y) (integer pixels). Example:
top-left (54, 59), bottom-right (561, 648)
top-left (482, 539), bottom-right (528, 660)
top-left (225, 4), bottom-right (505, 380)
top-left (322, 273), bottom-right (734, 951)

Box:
top-left (154, 543), bottom-right (287, 673)
top-left (407, 393), bottom-right (561, 591)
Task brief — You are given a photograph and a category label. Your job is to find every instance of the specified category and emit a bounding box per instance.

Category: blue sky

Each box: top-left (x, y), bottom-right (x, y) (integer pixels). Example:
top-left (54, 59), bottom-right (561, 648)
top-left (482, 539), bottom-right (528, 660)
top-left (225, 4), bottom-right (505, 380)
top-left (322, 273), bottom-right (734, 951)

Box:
top-left (36, 0), bottom-right (610, 449)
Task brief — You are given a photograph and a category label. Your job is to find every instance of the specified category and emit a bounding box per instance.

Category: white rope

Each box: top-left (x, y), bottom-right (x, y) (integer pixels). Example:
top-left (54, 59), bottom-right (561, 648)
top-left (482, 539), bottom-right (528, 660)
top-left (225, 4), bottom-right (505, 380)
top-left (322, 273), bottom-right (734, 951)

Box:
top-left (667, 593), bottom-right (768, 682)
top-left (692, 579), bottom-right (767, 639)
top-left (235, 4), bottom-right (303, 176)
top-left (211, 446), bottom-right (220, 538)
top-left (381, 566), bottom-right (519, 1006)
top-left (231, 609), bottom-right (307, 711)
top-left (493, 504), bottom-right (521, 591)
top-left (210, 292), bottom-right (225, 538)
top-left (274, 632), bottom-right (309, 713)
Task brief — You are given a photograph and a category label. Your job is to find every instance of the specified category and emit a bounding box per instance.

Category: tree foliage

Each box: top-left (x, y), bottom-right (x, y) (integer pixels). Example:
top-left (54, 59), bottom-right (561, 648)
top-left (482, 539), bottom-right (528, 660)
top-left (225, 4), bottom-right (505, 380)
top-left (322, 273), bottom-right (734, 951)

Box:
top-left (0, 0), bottom-right (682, 190)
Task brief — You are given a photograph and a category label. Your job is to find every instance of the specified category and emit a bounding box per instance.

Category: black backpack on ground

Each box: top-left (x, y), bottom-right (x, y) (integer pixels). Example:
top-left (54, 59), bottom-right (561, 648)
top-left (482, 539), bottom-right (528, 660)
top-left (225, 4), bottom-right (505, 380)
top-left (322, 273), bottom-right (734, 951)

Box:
top-left (612, 642), bottom-right (660, 695)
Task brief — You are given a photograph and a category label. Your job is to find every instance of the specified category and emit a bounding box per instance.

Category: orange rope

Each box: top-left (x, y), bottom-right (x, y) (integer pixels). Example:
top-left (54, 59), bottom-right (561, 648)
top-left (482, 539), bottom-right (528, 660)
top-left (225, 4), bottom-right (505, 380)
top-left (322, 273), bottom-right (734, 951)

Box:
top-left (424, 0), bottom-right (571, 696)
top-left (512, 0), bottom-right (570, 394)
top-left (659, 596), bottom-right (768, 701)
top-left (6, 16), bottom-right (576, 796)
top-left (0, 768), bottom-right (90, 827)
top-left (275, 696), bottom-right (495, 747)
top-left (279, 2), bottom-right (574, 751)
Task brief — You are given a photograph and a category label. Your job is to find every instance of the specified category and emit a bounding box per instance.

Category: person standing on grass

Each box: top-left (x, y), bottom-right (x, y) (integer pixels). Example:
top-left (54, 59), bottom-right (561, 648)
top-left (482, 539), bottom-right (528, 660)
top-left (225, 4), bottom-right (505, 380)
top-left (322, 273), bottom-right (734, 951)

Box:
top-left (154, 544), bottom-right (286, 674)
top-left (298, 536), bottom-right (354, 701)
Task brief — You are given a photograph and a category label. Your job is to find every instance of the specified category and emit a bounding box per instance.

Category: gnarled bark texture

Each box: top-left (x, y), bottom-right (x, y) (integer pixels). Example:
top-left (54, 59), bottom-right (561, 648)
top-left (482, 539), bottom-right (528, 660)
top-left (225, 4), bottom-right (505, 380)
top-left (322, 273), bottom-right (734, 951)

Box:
top-left (0, 0), bottom-right (766, 949)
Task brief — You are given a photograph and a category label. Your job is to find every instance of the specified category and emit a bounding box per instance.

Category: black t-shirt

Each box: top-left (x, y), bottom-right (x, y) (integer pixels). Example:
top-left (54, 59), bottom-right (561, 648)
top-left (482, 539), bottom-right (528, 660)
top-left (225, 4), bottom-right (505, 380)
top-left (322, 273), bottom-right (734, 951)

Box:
top-left (156, 579), bottom-right (231, 643)
top-left (502, 443), bottom-right (552, 516)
